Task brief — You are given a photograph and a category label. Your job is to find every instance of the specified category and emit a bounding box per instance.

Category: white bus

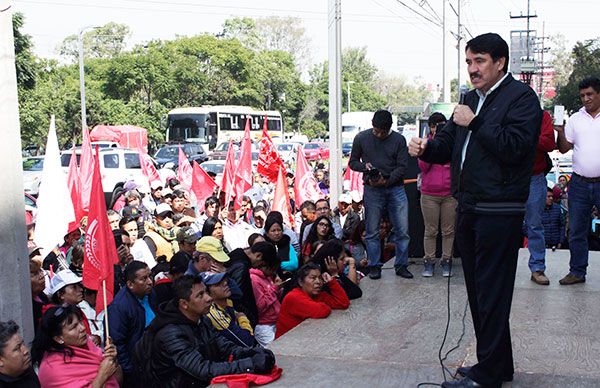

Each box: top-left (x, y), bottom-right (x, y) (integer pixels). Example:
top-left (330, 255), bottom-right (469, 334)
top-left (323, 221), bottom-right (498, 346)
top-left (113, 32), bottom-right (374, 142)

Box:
top-left (165, 105), bottom-right (283, 150)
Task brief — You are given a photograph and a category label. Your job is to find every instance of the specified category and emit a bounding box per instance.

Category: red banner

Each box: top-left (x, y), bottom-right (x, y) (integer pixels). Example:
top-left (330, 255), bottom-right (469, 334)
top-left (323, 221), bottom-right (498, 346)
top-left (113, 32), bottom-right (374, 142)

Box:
top-left (137, 144), bottom-right (161, 185)
top-left (272, 166), bottom-right (294, 228)
top-left (343, 163), bottom-right (364, 195)
top-left (257, 116), bottom-right (284, 183)
top-left (233, 118), bottom-right (253, 208)
top-left (177, 145), bottom-right (193, 190)
top-left (191, 161), bottom-right (218, 213)
top-left (83, 146), bottom-right (118, 314)
top-left (79, 127), bottom-right (94, 215)
top-left (66, 148), bottom-right (83, 222)
top-left (294, 146), bottom-right (323, 205)
top-left (222, 139), bottom-right (236, 206)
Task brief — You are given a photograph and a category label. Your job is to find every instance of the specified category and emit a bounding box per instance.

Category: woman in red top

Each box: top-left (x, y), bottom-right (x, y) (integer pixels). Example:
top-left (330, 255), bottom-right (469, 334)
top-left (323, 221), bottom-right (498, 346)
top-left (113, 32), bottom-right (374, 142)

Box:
top-left (275, 263), bottom-right (350, 338)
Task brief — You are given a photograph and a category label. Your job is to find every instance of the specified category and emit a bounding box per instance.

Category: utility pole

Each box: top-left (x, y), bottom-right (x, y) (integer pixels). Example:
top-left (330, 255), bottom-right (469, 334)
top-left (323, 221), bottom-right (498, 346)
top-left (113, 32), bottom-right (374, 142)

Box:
top-left (442, 0), bottom-right (450, 103)
top-left (510, 0), bottom-right (537, 85)
top-left (346, 80), bottom-right (355, 112)
top-left (78, 25), bottom-right (99, 143)
top-left (0, 0), bottom-right (35, 342)
top-left (328, 0), bottom-right (342, 203)
top-left (534, 22), bottom-right (550, 101)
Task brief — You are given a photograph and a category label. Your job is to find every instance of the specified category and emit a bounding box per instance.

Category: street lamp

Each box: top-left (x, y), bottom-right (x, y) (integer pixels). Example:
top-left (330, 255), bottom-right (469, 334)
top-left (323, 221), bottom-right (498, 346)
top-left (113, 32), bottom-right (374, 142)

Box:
top-left (78, 25), bottom-right (100, 138)
top-left (346, 80), bottom-right (355, 113)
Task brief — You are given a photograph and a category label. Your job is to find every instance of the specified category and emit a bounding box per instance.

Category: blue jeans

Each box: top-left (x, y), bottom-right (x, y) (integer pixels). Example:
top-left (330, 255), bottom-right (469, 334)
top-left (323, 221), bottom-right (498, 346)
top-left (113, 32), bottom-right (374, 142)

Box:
top-left (526, 173), bottom-right (547, 272)
top-left (567, 174), bottom-right (600, 277)
top-left (363, 185), bottom-right (410, 268)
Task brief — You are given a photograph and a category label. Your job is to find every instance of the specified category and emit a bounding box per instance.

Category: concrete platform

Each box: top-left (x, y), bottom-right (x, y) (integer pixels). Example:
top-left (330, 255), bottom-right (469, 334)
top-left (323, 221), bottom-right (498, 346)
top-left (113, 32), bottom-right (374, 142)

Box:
top-left (266, 249), bottom-right (600, 388)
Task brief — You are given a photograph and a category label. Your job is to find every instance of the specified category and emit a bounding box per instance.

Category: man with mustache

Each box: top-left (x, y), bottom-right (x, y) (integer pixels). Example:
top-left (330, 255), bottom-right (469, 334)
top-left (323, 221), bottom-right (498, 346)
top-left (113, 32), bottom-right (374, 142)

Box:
top-left (409, 33), bottom-right (542, 387)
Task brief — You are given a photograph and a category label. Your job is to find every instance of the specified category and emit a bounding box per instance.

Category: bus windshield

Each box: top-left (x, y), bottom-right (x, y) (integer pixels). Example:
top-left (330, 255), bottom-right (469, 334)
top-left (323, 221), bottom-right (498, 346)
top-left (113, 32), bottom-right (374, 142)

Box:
top-left (167, 114), bottom-right (208, 142)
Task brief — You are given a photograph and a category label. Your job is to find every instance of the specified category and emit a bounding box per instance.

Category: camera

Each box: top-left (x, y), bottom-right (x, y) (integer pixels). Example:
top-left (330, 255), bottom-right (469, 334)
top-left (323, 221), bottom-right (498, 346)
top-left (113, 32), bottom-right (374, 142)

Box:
top-left (365, 168), bottom-right (382, 180)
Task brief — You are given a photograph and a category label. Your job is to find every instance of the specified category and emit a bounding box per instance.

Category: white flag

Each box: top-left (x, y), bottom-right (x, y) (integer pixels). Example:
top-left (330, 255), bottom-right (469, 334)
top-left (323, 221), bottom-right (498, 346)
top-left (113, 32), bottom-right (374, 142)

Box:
top-left (34, 116), bottom-right (76, 255)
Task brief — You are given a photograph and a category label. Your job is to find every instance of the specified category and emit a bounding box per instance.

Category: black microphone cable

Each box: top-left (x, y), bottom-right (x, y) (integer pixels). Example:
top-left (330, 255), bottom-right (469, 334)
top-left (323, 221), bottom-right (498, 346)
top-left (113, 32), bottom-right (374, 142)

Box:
top-left (417, 262), bottom-right (469, 388)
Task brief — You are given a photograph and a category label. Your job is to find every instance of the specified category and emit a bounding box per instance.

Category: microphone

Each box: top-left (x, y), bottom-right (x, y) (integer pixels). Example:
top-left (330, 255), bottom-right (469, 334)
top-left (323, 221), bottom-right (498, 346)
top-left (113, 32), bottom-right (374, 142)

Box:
top-left (459, 85), bottom-right (470, 105)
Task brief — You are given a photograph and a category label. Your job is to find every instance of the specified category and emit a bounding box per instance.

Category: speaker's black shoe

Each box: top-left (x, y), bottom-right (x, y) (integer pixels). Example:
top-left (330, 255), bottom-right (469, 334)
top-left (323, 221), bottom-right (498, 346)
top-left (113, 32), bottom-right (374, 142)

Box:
top-left (441, 377), bottom-right (483, 387)
top-left (456, 366), bottom-right (513, 382)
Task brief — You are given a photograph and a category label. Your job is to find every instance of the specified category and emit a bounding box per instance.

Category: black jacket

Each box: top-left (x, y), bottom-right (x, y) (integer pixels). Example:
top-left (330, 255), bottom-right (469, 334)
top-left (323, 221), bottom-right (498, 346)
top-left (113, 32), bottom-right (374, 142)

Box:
top-left (135, 300), bottom-right (262, 388)
top-left (332, 209), bottom-right (361, 241)
top-left (421, 74), bottom-right (542, 214)
top-left (225, 249), bottom-right (259, 327)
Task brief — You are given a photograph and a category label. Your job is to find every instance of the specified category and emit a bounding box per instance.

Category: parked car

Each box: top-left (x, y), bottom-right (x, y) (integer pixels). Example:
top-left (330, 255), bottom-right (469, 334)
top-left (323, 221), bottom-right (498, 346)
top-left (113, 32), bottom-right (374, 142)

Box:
top-left (60, 147), bottom-right (149, 195)
top-left (276, 143), bottom-right (300, 163)
top-left (200, 160), bottom-right (226, 185)
top-left (342, 142), bottom-right (353, 157)
top-left (24, 192), bottom-right (37, 225)
top-left (303, 142), bottom-right (329, 161)
top-left (210, 141), bottom-right (259, 163)
top-left (154, 143), bottom-right (208, 169)
top-left (23, 156), bottom-right (44, 196)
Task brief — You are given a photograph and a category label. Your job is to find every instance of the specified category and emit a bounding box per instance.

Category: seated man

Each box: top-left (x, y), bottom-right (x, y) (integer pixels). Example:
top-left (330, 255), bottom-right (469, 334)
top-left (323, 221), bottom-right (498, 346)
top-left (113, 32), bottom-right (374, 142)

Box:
top-left (0, 320), bottom-right (40, 387)
top-left (201, 272), bottom-right (257, 347)
top-left (134, 275), bottom-right (275, 387)
top-left (108, 261), bottom-right (155, 385)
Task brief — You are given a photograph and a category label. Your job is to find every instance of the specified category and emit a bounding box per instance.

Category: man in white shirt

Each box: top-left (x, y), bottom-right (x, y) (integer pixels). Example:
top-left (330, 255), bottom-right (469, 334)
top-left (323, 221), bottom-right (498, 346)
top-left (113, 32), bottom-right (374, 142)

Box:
top-left (555, 76), bottom-right (600, 285)
top-left (222, 202), bottom-right (255, 251)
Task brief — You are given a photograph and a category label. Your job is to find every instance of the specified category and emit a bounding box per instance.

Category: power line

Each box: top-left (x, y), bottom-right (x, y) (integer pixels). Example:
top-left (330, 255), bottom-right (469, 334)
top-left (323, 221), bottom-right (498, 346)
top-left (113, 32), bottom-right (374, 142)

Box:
top-left (369, 0), bottom-right (440, 39)
top-left (391, 0), bottom-right (442, 27)
top-left (410, 0), bottom-right (442, 24)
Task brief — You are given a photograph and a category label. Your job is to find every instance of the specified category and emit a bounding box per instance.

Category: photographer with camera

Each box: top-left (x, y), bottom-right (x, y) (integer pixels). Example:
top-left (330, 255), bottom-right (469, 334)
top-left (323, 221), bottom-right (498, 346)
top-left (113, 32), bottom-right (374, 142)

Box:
top-left (349, 110), bottom-right (411, 280)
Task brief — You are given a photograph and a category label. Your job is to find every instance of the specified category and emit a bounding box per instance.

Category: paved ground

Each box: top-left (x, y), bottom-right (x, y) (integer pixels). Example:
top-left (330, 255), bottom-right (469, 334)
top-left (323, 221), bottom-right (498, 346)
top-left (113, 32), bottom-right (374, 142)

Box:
top-left (262, 249), bottom-right (600, 388)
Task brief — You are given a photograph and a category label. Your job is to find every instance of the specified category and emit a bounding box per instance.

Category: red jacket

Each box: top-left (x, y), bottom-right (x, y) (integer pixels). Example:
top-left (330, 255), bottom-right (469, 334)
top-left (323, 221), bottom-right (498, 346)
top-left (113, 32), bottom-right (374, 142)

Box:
top-left (532, 110), bottom-right (556, 175)
top-left (249, 268), bottom-right (281, 325)
top-left (275, 279), bottom-right (349, 338)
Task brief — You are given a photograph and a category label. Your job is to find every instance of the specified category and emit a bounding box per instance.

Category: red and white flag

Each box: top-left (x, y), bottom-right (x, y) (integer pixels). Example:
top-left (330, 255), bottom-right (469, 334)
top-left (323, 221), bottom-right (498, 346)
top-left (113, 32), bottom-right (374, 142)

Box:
top-left (191, 161), bottom-right (218, 213)
top-left (233, 118), bottom-right (253, 208)
top-left (177, 145), bottom-right (193, 189)
top-left (272, 166), bottom-right (294, 227)
top-left (83, 146), bottom-right (119, 314)
top-left (257, 116), bottom-right (284, 183)
top-left (66, 148), bottom-right (83, 222)
top-left (79, 126), bottom-right (94, 214)
top-left (294, 145), bottom-right (323, 205)
top-left (137, 144), bottom-right (161, 185)
top-left (343, 164), bottom-right (364, 195)
top-left (221, 139), bottom-right (236, 205)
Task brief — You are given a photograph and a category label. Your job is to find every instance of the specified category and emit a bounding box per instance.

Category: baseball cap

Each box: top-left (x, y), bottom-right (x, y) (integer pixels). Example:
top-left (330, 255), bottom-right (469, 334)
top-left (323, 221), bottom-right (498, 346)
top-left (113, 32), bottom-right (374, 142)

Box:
top-left (122, 205), bottom-right (141, 219)
top-left (199, 271), bottom-right (227, 286)
top-left (28, 243), bottom-right (42, 258)
top-left (338, 192), bottom-right (352, 204)
top-left (177, 226), bottom-right (199, 244)
top-left (123, 180), bottom-right (139, 192)
top-left (154, 203), bottom-right (174, 217)
top-left (49, 269), bottom-right (82, 296)
top-left (350, 190), bottom-right (363, 203)
top-left (150, 180), bottom-right (163, 190)
top-left (195, 236), bottom-right (229, 263)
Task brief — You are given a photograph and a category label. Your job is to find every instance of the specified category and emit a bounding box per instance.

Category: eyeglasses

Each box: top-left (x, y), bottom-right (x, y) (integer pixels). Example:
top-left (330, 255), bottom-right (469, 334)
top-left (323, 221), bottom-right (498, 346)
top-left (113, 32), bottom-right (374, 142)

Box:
top-left (317, 222), bottom-right (330, 228)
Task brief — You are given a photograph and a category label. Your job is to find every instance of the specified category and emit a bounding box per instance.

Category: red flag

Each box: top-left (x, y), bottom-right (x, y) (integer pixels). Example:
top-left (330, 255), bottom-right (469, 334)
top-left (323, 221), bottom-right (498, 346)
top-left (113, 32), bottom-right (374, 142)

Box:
top-left (79, 127), bottom-right (94, 215)
top-left (191, 161), bottom-right (218, 213)
top-left (66, 148), bottom-right (83, 222)
top-left (221, 140), bottom-right (236, 205)
top-left (177, 145), bottom-right (193, 189)
top-left (233, 118), bottom-right (253, 208)
top-left (83, 146), bottom-right (119, 314)
top-left (344, 164), bottom-right (364, 195)
top-left (294, 145), bottom-right (323, 205)
top-left (272, 166), bottom-right (294, 227)
top-left (137, 144), bottom-right (161, 185)
top-left (257, 116), bottom-right (284, 183)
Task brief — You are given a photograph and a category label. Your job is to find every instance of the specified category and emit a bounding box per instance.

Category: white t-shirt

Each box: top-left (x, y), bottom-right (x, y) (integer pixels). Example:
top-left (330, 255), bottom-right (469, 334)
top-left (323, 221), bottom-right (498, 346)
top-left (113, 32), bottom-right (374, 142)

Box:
top-left (565, 107), bottom-right (600, 178)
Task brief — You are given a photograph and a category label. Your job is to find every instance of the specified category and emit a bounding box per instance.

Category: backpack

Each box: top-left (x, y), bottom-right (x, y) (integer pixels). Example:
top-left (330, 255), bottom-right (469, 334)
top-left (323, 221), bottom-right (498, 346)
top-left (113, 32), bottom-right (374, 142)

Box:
top-left (131, 328), bottom-right (159, 388)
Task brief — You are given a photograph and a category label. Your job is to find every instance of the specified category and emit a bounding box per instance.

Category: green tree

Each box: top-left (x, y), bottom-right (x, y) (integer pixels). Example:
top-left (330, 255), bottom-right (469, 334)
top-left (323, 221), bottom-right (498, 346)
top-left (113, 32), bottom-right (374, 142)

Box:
top-left (374, 74), bottom-right (430, 113)
top-left (218, 17), bottom-right (261, 50)
top-left (556, 38), bottom-right (600, 112)
top-left (13, 12), bottom-right (37, 90)
top-left (549, 34), bottom-right (574, 91)
top-left (59, 22), bottom-right (131, 61)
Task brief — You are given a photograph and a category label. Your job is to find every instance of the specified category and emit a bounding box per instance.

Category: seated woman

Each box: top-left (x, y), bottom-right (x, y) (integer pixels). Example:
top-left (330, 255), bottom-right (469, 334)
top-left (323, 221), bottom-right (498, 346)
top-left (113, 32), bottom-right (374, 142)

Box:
top-left (344, 220), bottom-right (369, 274)
top-left (263, 213), bottom-right (298, 274)
top-left (301, 216), bottom-right (335, 264)
top-left (275, 263), bottom-right (349, 338)
top-left (313, 239), bottom-right (362, 300)
top-left (32, 304), bottom-right (122, 388)
top-left (250, 251), bottom-right (283, 347)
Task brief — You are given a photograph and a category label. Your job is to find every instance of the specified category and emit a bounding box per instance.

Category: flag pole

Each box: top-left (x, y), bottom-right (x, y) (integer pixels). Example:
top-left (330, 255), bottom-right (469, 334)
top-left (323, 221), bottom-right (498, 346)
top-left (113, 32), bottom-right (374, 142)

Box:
top-left (102, 279), bottom-right (110, 345)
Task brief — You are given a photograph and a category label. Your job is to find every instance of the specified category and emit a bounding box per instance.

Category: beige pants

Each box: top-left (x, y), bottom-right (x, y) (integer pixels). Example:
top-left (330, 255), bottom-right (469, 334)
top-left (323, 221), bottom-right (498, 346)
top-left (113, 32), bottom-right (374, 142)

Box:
top-left (420, 194), bottom-right (457, 261)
